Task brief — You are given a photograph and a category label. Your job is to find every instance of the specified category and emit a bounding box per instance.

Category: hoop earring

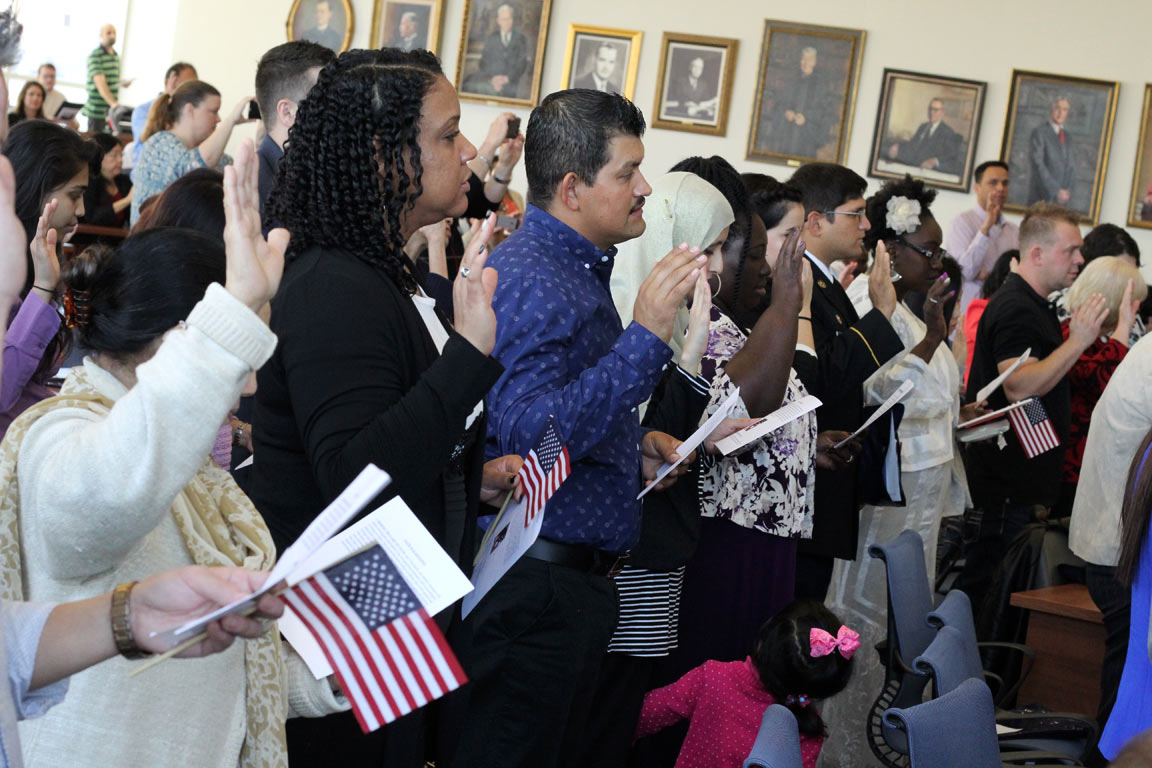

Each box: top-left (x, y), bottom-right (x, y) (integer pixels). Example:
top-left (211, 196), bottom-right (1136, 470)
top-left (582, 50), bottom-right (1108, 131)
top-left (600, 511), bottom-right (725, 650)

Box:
top-left (708, 273), bottom-right (722, 297)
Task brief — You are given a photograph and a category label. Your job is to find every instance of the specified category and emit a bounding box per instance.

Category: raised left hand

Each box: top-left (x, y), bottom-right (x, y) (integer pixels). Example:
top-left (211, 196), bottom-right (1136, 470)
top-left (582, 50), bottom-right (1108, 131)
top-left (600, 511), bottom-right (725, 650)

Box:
top-left (481, 454), bottom-right (524, 503)
top-left (132, 566), bottom-right (284, 657)
top-left (641, 431), bottom-right (695, 492)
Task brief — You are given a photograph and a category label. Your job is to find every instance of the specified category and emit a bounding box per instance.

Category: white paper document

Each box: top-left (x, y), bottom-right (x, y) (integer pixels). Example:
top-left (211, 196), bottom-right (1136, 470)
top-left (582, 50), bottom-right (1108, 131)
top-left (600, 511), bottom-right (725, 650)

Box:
top-left (958, 398), bottom-right (1034, 430)
top-left (714, 394), bottom-right (822, 456)
top-left (280, 496), bottom-right (474, 678)
top-left (160, 464), bottom-right (391, 643)
top-left (637, 388), bottom-right (742, 499)
top-left (975, 347), bottom-right (1032, 404)
top-left (462, 495), bottom-right (542, 619)
top-left (834, 379), bottom-right (915, 449)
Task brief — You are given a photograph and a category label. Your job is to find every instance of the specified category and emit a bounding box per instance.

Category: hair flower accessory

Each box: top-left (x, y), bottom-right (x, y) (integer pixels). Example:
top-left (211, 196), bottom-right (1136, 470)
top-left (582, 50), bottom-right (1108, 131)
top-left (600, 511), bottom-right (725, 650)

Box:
top-left (810, 625), bottom-right (861, 660)
top-left (885, 196), bottom-right (922, 235)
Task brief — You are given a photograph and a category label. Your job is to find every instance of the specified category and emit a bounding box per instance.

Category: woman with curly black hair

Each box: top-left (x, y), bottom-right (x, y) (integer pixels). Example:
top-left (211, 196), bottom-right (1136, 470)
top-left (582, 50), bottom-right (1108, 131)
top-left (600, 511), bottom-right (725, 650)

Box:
top-left (819, 175), bottom-right (985, 767)
top-left (249, 48), bottom-right (517, 766)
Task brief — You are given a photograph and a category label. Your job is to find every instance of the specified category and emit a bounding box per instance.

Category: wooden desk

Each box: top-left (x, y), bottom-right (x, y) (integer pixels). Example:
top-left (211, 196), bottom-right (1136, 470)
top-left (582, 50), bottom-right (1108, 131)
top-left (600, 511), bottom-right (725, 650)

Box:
top-left (1009, 584), bottom-right (1104, 715)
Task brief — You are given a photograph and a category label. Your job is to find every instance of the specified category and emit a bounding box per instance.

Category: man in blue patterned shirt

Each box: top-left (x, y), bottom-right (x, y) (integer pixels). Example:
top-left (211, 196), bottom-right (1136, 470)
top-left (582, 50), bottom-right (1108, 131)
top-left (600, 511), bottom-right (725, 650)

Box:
top-left (452, 89), bottom-right (705, 768)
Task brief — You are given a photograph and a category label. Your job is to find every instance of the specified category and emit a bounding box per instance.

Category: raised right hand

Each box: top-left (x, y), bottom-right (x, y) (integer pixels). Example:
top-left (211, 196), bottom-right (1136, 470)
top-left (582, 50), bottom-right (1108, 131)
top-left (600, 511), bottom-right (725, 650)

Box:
top-left (0, 157), bottom-right (26, 316)
top-left (678, 270), bottom-right (711, 373)
top-left (1068, 292), bottom-right (1108, 350)
top-left (1111, 278), bottom-right (1137, 347)
top-left (453, 214), bottom-right (499, 355)
top-left (868, 241), bottom-right (898, 319)
top-left (222, 139), bottom-right (288, 312)
top-left (770, 227), bottom-right (805, 317)
top-left (632, 244), bottom-right (706, 343)
top-left (31, 200), bottom-right (61, 293)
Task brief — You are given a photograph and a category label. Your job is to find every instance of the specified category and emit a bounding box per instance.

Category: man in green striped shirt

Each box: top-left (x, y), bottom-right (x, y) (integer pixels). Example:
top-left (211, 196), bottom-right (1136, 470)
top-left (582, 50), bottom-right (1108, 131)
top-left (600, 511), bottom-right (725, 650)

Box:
top-left (83, 24), bottom-right (132, 133)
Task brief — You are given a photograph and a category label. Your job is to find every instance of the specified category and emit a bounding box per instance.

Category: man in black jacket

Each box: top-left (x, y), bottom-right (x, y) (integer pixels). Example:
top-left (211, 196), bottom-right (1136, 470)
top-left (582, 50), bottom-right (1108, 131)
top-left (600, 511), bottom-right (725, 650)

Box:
top-left (788, 162), bottom-right (904, 600)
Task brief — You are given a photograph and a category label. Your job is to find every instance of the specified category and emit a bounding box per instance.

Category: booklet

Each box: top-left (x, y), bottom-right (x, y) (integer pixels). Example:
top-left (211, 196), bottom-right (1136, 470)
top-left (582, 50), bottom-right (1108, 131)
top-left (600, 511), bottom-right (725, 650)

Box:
top-left (975, 347), bottom-right (1031, 404)
top-left (713, 394), bottom-right (822, 456)
top-left (833, 380), bottom-right (915, 449)
top-left (637, 388), bottom-right (743, 499)
top-left (958, 398), bottom-right (1034, 430)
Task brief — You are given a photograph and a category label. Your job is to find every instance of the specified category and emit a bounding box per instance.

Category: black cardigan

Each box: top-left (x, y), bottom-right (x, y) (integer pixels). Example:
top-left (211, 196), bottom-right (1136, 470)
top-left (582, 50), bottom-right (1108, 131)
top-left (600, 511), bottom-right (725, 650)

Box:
top-left (80, 174), bottom-right (132, 228)
top-left (248, 245), bottom-right (504, 569)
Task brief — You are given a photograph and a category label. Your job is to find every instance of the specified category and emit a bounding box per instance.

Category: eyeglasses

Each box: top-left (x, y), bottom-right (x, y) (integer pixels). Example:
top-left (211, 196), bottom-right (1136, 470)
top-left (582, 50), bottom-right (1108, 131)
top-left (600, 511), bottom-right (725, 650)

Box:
top-left (822, 209), bottom-right (867, 221)
top-left (895, 237), bottom-right (948, 262)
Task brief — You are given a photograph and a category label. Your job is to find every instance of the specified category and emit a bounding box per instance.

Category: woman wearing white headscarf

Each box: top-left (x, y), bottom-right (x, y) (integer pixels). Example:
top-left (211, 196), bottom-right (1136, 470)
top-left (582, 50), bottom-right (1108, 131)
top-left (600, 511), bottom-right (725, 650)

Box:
top-left (582, 172), bottom-right (734, 766)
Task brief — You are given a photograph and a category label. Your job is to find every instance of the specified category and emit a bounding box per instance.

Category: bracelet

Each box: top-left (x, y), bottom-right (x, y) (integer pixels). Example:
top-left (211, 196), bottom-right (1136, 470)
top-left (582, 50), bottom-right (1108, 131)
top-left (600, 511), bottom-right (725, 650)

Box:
top-left (110, 581), bottom-right (152, 660)
top-left (33, 284), bottom-right (55, 294)
top-left (492, 172), bottom-right (511, 185)
top-left (798, 315), bottom-right (812, 321)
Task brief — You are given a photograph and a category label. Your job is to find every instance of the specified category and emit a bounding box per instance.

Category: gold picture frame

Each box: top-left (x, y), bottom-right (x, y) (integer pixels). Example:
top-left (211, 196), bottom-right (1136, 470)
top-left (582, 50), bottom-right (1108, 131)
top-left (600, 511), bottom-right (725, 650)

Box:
top-left (559, 24), bottom-right (642, 101)
top-left (455, 0), bottom-right (553, 108)
top-left (1126, 84), bottom-right (1152, 229)
top-left (286, 0), bottom-right (355, 54)
top-left (746, 20), bottom-right (865, 167)
top-left (999, 69), bottom-right (1119, 225)
top-left (650, 32), bottom-right (738, 137)
top-left (370, 0), bottom-right (444, 54)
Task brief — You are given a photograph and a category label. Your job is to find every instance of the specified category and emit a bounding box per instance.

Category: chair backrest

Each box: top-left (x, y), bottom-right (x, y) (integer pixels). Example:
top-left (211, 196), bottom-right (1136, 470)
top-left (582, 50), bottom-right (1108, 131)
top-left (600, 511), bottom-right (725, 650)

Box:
top-left (883, 678), bottom-right (1002, 768)
top-left (913, 625), bottom-right (985, 696)
top-left (925, 588), bottom-right (976, 639)
top-left (743, 704), bottom-right (803, 768)
top-left (868, 530), bottom-right (936, 663)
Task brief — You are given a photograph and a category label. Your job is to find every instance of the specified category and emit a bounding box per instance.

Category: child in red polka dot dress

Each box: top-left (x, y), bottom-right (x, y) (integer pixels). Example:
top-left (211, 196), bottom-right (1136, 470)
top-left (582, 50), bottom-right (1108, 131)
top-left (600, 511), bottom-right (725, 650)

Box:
top-left (635, 600), bottom-right (856, 768)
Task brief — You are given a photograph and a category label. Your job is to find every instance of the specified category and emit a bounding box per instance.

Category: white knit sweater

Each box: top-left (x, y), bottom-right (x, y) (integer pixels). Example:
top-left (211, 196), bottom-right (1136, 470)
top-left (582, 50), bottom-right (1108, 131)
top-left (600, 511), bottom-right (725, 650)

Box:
top-left (14, 285), bottom-right (345, 768)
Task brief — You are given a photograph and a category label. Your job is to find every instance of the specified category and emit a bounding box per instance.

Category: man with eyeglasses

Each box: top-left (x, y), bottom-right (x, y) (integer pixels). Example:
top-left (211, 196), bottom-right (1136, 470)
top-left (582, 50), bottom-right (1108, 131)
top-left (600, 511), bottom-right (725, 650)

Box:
top-left (886, 97), bottom-right (963, 176)
top-left (787, 162), bottom-right (904, 600)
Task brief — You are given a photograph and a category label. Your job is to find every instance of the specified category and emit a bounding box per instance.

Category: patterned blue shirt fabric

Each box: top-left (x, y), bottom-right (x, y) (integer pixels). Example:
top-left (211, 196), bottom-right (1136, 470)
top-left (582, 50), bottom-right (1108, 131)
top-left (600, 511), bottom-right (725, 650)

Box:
top-left (131, 130), bottom-right (232, 225)
top-left (485, 205), bottom-right (673, 553)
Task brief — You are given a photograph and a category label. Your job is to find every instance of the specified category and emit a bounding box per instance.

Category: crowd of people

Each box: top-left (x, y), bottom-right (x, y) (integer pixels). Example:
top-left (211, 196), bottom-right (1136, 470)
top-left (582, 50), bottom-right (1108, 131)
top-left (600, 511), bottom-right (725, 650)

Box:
top-left (4, 9), bottom-right (1152, 768)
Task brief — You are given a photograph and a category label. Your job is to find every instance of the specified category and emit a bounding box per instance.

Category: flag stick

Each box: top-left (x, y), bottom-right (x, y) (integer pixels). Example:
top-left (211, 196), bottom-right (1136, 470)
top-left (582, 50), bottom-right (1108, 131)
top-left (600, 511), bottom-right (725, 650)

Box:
top-left (474, 489), bottom-right (516, 566)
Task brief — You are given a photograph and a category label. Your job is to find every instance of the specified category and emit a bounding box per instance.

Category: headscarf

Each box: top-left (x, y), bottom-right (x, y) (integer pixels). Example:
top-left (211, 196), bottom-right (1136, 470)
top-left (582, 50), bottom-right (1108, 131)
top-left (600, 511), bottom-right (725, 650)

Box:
top-left (611, 172), bottom-right (735, 360)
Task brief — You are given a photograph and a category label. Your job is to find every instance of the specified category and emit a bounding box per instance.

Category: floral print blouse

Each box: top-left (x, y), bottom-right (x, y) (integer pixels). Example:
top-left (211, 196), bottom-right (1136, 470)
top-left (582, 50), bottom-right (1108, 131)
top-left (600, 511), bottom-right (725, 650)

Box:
top-left (698, 306), bottom-right (816, 538)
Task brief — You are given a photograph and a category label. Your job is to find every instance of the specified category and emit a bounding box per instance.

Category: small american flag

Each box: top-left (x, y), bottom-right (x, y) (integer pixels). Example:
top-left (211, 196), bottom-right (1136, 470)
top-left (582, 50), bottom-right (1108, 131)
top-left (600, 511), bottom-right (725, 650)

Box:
top-left (518, 416), bottom-right (571, 527)
top-left (282, 545), bottom-right (466, 733)
top-left (1007, 398), bottom-right (1060, 459)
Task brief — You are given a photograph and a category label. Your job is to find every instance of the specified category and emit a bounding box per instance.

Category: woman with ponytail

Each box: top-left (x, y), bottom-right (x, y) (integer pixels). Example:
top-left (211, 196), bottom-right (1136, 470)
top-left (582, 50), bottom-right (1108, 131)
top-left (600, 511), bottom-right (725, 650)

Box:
top-left (132, 79), bottom-right (252, 224)
top-left (0, 142), bottom-right (346, 768)
top-left (636, 599), bottom-right (855, 768)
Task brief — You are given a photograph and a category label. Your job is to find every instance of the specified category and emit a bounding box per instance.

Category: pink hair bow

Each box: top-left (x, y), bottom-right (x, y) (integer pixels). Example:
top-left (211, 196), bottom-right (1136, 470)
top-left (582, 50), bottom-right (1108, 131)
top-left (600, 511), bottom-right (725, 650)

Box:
top-left (809, 626), bottom-right (861, 660)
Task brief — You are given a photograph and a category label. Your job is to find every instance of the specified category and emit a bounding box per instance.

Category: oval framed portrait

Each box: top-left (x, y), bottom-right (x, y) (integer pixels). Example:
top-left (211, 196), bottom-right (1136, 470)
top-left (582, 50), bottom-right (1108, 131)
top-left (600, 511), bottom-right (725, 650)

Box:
top-left (287, 0), bottom-right (355, 54)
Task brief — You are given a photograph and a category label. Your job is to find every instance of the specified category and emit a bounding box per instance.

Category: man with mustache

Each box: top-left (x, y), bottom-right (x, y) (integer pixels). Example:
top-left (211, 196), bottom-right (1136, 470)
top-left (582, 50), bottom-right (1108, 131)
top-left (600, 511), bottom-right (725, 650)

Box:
top-left (453, 89), bottom-right (703, 768)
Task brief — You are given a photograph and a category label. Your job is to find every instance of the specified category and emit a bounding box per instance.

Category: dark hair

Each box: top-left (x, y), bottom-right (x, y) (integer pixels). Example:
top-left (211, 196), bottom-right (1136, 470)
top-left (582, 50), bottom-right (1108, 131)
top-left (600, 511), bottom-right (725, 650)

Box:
top-left (524, 89), bottom-right (646, 209)
top-left (1117, 426), bottom-right (1152, 586)
top-left (981, 249), bottom-right (1018, 299)
top-left (13, 80), bottom-right (45, 120)
top-left (269, 49), bottom-right (444, 292)
top-left (165, 61), bottom-right (195, 82)
top-left (787, 162), bottom-right (867, 221)
top-left (974, 160), bottom-right (1009, 183)
top-left (753, 600), bottom-right (854, 737)
top-left (1082, 223), bottom-right (1140, 267)
top-left (141, 80), bottom-right (221, 143)
top-left (743, 172), bottom-right (803, 231)
top-left (60, 228), bottom-right (226, 357)
top-left (255, 42), bottom-right (335, 129)
top-left (132, 168), bottom-right (225, 240)
top-left (863, 174), bottom-right (937, 254)
top-left (88, 132), bottom-right (121, 176)
top-left (670, 156), bottom-right (755, 303)
top-left (3, 120), bottom-right (99, 292)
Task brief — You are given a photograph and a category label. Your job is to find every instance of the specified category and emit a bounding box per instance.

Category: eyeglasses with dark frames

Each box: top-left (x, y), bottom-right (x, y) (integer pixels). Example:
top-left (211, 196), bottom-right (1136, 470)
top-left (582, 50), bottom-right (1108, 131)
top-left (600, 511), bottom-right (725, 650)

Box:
top-left (895, 237), bottom-right (948, 262)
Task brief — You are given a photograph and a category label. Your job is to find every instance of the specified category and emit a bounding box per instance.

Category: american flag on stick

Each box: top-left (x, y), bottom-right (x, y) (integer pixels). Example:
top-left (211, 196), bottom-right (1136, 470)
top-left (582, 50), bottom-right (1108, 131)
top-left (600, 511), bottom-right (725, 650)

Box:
top-left (1007, 397), bottom-right (1060, 459)
top-left (517, 416), bottom-right (571, 527)
top-left (282, 545), bottom-right (466, 733)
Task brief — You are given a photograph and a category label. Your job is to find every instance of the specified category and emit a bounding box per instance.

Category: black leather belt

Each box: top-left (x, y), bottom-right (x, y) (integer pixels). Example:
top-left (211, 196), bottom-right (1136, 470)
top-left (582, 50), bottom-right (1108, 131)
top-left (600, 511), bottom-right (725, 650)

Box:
top-left (524, 537), bottom-right (628, 577)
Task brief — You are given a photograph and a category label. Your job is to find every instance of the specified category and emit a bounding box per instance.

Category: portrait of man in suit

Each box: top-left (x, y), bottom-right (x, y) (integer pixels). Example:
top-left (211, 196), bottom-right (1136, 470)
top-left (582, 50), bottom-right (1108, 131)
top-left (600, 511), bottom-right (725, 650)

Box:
top-left (886, 97), bottom-right (963, 175)
top-left (387, 10), bottom-right (427, 52)
top-left (465, 3), bottom-right (529, 98)
top-left (571, 40), bottom-right (622, 94)
top-left (664, 55), bottom-right (719, 120)
top-left (765, 46), bottom-right (834, 159)
top-left (297, 0), bottom-right (347, 52)
top-left (1028, 96), bottom-right (1074, 205)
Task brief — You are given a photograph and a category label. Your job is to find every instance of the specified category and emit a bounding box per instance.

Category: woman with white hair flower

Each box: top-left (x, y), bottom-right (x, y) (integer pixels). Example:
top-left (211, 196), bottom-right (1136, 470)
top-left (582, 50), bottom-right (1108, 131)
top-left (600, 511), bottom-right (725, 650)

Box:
top-left (818, 175), bottom-right (987, 768)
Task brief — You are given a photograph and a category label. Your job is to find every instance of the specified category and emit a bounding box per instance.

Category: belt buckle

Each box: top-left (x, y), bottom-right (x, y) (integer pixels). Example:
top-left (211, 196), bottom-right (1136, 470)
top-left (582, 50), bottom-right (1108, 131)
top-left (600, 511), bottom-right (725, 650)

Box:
top-left (606, 552), bottom-right (630, 578)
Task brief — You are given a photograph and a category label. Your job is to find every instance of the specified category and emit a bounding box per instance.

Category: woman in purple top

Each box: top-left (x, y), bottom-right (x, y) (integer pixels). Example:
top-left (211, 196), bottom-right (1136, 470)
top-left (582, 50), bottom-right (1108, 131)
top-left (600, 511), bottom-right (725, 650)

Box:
top-left (1, 121), bottom-right (99, 434)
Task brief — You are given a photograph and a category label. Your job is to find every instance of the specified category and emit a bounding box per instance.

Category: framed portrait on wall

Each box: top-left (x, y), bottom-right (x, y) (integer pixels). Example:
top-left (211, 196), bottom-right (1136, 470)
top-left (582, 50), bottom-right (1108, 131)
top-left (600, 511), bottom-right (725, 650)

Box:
top-left (747, 20), bottom-right (865, 167)
top-left (651, 33), bottom-right (738, 137)
top-left (287, 0), bottom-right (354, 54)
top-left (371, 0), bottom-right (444, 54)
top-left (455, 0), bottom-right (553, 107)
top-left (868, 69), bottom-right (987, 192)
top-left (1000, 69), bottom-right (1119, 224)
top-left (559, 25), bottom-right (642, 100)
top-left (1126, 85), bottom-right (1152, 229)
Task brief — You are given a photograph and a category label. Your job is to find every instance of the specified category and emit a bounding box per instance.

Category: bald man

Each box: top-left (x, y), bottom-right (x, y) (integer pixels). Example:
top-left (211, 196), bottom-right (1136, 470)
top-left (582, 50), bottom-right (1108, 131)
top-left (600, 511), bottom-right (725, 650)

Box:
top-left (467, 3), bottom-right (528, 97)
top-left (82, 23), bottom-right (132, 133)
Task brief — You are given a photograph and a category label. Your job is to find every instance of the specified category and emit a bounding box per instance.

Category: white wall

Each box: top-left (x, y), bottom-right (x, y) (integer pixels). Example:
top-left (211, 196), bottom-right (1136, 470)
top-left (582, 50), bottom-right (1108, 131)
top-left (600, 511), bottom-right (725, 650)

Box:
top-left (120, 0), bottom-right (1152, 276)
